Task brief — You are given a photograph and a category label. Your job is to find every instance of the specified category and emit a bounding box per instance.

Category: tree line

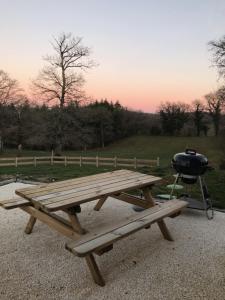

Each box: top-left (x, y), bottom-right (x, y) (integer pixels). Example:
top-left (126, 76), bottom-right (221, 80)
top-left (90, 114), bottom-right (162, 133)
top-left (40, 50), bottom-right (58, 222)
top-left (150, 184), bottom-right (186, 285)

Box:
top-left (0, 96), bottom-right (159, 151)
top-left (159, 89), bottom-right (225, 136)
top-left (1, 32), bottom-right (225, 152)
top-left (1, 90), bottom-right (224, 152)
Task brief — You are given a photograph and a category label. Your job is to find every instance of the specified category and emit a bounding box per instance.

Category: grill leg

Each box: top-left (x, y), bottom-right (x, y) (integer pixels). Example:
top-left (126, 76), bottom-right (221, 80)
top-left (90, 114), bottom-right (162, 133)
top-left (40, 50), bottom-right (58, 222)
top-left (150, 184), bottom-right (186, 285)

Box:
top-left (170, 173), bottom-right (180, 199)
top-left (198, 176), bottom-right (214, 220)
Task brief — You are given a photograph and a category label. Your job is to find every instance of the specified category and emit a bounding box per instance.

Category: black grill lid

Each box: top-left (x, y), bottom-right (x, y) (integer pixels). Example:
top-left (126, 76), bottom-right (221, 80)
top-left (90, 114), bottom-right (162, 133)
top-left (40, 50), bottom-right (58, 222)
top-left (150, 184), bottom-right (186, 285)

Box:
top-left (172, 148), bottom-right (208, 176)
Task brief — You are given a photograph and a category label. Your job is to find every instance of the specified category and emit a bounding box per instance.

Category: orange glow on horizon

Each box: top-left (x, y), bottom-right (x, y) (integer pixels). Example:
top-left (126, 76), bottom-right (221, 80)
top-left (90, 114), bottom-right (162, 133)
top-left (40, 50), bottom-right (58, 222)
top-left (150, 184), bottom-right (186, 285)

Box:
top-left (18, 71), bottom-right (220, 113)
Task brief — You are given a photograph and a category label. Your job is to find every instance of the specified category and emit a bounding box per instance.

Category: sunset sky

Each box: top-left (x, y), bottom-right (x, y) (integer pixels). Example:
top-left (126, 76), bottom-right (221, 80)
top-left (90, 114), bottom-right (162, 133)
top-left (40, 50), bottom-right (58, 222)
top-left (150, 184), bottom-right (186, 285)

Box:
top-left (1, 0), bottom-right (225, 112)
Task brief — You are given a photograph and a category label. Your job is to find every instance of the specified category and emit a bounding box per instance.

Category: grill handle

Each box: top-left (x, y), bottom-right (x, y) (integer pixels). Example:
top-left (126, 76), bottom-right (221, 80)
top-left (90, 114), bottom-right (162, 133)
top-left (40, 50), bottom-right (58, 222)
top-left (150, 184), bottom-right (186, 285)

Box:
top-left (185, 148), bottom-right (196, 155)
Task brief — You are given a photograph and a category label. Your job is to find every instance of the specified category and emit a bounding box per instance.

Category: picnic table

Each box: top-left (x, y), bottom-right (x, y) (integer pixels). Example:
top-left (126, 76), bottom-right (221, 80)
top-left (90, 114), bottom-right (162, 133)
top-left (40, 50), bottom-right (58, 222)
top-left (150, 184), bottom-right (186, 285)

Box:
top-left (0, 169), bottom-right (187, 286)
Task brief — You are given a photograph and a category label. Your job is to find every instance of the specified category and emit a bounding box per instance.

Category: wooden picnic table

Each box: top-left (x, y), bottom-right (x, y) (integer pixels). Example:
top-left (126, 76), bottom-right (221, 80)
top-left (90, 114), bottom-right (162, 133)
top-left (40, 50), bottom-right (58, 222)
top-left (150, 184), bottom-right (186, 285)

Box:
top-left (0, 169), bottom-right (187, 286)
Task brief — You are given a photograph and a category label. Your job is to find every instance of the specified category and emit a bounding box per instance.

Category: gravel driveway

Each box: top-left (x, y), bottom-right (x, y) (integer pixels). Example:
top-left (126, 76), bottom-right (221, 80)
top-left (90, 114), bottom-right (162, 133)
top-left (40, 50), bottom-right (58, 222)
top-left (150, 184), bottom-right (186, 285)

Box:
top-left (0, 183), bottom-right (225, 300)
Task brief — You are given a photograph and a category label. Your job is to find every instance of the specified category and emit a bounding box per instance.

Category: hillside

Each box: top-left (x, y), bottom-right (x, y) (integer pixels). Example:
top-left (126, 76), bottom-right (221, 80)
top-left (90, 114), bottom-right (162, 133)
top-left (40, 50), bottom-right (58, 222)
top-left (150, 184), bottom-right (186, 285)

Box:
top-left (83, 136), bottom-right (223, 167)
top-left (0, 136), bottom-right (224, 208)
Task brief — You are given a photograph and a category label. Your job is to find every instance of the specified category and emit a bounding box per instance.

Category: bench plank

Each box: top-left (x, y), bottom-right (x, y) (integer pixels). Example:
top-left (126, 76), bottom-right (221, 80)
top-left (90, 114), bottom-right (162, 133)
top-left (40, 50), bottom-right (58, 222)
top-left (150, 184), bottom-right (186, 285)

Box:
top-left (66, 199), bottom-right (187, 257)
top-left (0, 197), bottom-right (30, 210)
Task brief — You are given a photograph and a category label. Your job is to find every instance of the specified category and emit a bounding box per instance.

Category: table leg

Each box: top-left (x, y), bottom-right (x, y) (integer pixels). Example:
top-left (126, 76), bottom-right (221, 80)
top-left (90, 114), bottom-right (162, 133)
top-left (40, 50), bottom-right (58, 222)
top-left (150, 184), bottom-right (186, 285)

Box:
top-left (24, 216), bottom-right (37, 234)
top-left (85, 254), bottom-right (105, 286)
top-left (94, 196), bottom-right (108, 211)
top-left (142, 186), bottom-right (173, 241)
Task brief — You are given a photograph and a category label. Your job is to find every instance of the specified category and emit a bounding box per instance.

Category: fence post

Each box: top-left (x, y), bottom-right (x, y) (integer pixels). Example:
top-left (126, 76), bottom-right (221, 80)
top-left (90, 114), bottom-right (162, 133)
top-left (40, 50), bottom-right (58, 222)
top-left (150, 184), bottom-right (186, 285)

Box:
top-left (114, 156), bottom-right (117, 168)
top-left (15, 157), bottom-right (18, 167)
top-left (134, 157), bottom-right (137, 169)
top-left (51, 150), bottom-right (54, 165)
top-left (34, 157), bottom-right (37, 167)
top-left (79, 156), bottom-right (82, 167)
top-left (157, 157), bottom-right (160, 167)
top-left (64, 156), bottom-right (67, 167)
top-left (96, 156), bottom-right (99, 168)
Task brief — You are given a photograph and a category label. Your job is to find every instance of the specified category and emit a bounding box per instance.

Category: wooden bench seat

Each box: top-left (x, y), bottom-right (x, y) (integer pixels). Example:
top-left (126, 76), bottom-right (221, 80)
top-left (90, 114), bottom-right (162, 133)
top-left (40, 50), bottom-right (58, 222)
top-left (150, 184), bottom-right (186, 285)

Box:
top-left (66, 199), bottom-right (187, 257)
top-left (0, 197), bottom-right (30, 210)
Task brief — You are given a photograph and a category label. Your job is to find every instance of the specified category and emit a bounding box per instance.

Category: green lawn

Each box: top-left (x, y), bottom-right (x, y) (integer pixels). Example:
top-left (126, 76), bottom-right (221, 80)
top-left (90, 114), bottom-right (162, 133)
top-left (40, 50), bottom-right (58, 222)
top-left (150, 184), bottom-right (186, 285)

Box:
top-left (0, 164), bottom-right (112, 182)
top-left (0, 136), bottom-right (224, 208)
top-left (2, 136), bottom-right (223, 166)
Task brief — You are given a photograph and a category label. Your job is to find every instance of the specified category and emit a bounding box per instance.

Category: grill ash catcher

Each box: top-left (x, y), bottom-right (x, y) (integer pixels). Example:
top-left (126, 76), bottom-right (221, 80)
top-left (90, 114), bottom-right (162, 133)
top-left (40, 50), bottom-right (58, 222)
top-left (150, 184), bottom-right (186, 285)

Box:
top-left (171, 149), bottom-right (214, 220)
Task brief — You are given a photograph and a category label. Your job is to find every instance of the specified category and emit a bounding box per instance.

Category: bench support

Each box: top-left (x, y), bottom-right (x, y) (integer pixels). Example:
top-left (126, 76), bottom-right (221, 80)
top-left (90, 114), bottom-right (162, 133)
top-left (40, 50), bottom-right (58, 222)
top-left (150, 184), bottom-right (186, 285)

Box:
top-left (157, 220), bottom-right (173, 241)
top-left (66, 199), bottom-right (187, 286)
top-left (85, 254), bottom-right (105, 286)
top-left (21, 206), bottom-right (80, 240)
top-left (25, 216), bottom-right (37, 234)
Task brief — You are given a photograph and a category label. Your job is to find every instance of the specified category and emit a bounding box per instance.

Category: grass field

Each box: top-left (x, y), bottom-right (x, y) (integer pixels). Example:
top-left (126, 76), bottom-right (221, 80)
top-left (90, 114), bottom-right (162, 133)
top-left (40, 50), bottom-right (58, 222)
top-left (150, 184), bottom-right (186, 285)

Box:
top-left (0, 136), bottom-right (224, 208)
top-left (2, 136), bottom-right (223, 166)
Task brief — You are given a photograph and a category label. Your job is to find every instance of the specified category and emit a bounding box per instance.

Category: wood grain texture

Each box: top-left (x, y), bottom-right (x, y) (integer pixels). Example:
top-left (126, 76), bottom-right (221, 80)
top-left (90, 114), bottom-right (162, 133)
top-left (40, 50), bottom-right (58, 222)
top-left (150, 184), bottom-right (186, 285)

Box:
top-left (112, 193), bottom-right (153, 209)
top-left (24, 216), bottom-right (37, 234)
top-left (66, 199), bottom-right (187, 257)
top-left (21, 206), bottom-right (80, 240)
top-left (33, 172), bottom-right (149, 201)
top-left (17, 169), bottom-right (130, 195)
top-left (0, 197), bottom-right (30, 210)
top-left (85, 254), bottom-right (105, 286)
top-left (16, 170), bottom-right (162, 212)
top-left (94, 196), bottom-right (108, 211)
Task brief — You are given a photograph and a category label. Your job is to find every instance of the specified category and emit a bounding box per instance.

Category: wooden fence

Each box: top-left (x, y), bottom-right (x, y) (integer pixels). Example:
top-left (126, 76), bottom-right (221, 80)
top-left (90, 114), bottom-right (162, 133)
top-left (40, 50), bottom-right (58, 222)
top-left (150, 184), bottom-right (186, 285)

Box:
top-left (0, 156), bottom-right (160, 169)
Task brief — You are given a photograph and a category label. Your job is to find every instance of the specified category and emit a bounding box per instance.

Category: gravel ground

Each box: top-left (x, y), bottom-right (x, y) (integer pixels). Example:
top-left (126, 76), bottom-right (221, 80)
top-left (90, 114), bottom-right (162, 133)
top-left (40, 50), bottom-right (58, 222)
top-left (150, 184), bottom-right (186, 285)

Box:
top-left (0, 183), bottom-right (225, 300)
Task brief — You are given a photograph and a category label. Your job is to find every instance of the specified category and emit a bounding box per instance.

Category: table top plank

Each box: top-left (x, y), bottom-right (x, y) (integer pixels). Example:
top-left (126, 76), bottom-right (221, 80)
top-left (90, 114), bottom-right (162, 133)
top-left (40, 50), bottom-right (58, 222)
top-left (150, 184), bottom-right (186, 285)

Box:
top-left (41, 176), bottom-right (161, 211)
top-left (17, 169), bottom-right (131, 197)
top-left (38, 174), bottom-right (159, 206)
top-left (16, 170), bottom-right (162, 212)
top-left (19, 170), bottom-right (142, 199)
top-left (33, 172), bottom-right (151, 202)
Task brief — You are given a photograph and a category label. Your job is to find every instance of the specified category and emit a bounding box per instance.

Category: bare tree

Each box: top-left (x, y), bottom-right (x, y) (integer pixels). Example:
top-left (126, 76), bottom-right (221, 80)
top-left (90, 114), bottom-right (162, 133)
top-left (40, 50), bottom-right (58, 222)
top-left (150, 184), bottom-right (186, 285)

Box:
top-left (209, 36), bottom-right (225, 78)
top-left (205, 89), bottom-right (225, 136)
top-left (0, 70), bottom-right (22, 104)
top-left (33, 33), bottom-right (94, 108)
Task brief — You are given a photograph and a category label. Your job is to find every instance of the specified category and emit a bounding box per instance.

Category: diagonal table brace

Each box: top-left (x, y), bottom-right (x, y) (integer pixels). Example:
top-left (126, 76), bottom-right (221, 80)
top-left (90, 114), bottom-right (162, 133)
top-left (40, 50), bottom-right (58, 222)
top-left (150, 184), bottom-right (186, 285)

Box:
top-left (21, 206), bottom-right (80, 240)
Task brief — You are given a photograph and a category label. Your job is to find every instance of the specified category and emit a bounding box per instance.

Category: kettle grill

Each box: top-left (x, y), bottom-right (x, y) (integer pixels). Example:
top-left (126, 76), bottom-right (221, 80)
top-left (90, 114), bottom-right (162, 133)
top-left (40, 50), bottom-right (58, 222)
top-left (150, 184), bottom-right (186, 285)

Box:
top-left (171, 149), bottom-right (214, 220)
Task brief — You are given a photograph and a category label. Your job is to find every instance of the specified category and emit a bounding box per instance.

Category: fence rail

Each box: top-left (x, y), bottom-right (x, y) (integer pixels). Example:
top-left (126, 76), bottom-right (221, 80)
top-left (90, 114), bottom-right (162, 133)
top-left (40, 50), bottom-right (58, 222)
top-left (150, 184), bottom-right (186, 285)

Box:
top-left (0, 155), bottom-right (160, 169)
